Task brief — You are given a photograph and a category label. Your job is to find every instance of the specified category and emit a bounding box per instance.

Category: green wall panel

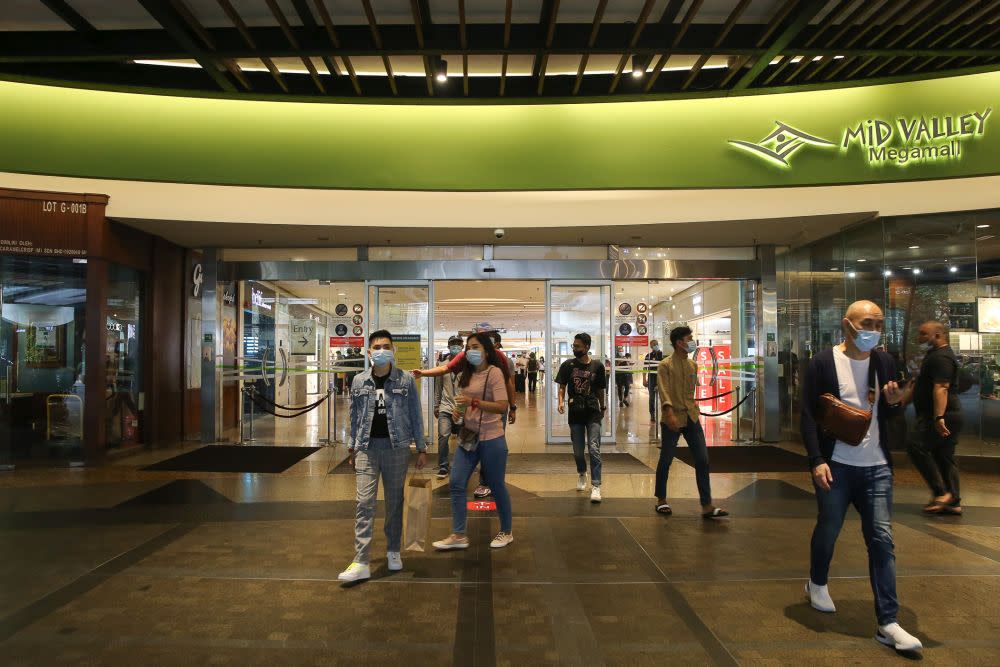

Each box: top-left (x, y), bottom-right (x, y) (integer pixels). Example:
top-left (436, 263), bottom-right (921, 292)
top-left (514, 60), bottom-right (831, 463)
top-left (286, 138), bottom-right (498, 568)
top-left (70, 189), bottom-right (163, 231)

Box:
top-left (0, 71), bottom-right (997, 191)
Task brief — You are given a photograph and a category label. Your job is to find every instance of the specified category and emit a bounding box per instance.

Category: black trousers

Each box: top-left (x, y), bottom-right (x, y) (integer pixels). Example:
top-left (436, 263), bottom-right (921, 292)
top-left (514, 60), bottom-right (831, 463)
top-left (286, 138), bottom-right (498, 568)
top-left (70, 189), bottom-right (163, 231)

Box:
top-left (527, 372), bottom-right (537, 392)
top-left (908, 414), bottom-right (961, 503)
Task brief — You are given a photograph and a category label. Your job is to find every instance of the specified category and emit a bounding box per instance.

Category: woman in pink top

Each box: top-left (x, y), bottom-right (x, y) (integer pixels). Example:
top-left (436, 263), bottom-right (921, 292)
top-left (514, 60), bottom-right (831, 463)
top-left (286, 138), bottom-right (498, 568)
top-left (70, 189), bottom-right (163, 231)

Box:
top-left (433, 333), bottom-right (514, 550)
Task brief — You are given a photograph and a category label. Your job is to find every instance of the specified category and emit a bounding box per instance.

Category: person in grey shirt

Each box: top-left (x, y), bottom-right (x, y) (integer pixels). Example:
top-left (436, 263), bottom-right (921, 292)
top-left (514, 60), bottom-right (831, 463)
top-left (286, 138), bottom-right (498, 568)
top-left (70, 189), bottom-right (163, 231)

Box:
top-left (434, 335), bottom-right (465, 479)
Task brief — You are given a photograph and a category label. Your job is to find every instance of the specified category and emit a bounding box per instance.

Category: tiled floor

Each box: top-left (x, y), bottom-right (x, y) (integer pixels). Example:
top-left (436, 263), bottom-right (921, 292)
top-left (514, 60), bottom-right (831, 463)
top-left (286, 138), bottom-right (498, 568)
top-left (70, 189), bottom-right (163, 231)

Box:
top-left (2, 394), bottom-right (1000, 665)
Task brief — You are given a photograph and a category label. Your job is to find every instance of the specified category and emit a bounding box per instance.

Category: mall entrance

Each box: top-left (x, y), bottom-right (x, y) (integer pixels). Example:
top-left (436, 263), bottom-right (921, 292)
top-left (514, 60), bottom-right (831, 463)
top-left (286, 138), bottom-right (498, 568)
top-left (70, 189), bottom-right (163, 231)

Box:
top-left (227, 276), bottom-right (758, 450)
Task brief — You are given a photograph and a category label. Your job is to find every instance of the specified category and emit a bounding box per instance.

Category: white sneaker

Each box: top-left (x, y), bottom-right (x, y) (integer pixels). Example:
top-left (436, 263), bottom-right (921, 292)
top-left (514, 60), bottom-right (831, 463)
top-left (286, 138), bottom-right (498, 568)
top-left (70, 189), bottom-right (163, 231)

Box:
top-left (433, 534), bottom-right (470, 550)
top-left (576, 474), bottom-right (587, 491)
top-left (805, 581), bottom-right (836, 613)
top-left (876, 622), bottom-right (923, 651)
top-left (337, 562), bottom-right (370, 582)
top-left (387, 551), bottom-right (403, 571)
top-left (490, 532), bottom-right (514, 549)
top-left (590, 486), bottom-right (602, 503)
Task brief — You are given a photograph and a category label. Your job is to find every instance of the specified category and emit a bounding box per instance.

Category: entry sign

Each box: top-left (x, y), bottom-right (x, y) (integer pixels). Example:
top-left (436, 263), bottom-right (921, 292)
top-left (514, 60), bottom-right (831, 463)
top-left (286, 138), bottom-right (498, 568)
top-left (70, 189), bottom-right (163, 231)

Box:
top-left (290, 318), bottom-right (317, 355)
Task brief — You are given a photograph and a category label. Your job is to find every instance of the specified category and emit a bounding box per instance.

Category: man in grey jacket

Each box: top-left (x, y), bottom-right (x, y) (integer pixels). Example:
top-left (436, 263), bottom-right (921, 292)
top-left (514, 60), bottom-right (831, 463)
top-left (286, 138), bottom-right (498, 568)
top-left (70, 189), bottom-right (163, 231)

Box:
top-left (338, 329), bottom-right (426, 583)
top-left (435, 335), bottom-right (465, 479)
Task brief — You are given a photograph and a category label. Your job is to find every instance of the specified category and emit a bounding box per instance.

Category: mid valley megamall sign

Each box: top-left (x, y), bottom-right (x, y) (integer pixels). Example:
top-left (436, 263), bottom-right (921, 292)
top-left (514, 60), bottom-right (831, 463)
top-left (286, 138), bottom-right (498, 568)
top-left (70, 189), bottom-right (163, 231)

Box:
top-left (730, 107), bottom-right (992, 169)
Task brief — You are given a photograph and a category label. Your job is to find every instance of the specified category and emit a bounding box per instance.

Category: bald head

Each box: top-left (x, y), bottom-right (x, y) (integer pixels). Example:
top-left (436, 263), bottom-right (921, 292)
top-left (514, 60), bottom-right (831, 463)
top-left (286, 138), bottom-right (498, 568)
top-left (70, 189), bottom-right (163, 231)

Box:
top-left (918, 320), bottom-right (948, 349)
top-left (842, 300), bottom-right (884, 354)
top-left (845, 300), bottom-right (883, 322)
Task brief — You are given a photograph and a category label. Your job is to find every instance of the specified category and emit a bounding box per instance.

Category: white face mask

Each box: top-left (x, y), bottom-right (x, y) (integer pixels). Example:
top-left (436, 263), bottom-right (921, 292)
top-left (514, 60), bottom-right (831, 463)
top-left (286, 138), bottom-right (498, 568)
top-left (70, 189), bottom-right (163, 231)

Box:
top-left (919, 340), bottom-right (934, 352)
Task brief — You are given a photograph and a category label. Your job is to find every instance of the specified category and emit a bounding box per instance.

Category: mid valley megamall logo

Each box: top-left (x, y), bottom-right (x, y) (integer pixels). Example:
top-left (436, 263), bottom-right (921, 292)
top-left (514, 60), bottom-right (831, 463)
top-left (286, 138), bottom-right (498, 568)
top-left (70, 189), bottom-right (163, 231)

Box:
top-left (729, 107), bottom-right (992, 168)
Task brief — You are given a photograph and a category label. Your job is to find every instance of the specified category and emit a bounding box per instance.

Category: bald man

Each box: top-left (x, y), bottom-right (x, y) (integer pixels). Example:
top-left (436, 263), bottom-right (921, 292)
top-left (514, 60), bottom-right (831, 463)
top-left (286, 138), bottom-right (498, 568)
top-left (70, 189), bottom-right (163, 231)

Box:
top-left (884, 321), bottom-right (963, 515)
top-left (800, 300), bottom-right (922, 652)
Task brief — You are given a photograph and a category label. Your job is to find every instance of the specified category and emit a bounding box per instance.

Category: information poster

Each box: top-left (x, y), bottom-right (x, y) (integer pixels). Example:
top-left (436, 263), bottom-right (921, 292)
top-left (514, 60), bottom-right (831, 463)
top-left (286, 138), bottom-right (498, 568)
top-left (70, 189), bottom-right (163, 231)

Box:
top-left (394, 334), bottom-right (422, 371)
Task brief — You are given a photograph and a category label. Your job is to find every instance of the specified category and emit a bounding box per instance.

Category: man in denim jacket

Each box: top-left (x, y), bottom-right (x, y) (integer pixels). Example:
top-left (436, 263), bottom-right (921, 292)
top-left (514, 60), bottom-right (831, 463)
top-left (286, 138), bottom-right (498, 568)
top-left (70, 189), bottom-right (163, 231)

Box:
top-left (338, 330), bottom-right (426, 583)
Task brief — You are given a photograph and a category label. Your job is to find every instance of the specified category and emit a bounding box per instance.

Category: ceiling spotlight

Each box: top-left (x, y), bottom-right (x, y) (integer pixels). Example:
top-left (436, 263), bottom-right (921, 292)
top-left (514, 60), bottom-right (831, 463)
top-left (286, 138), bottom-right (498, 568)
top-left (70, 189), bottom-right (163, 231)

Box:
top-left (949, 266), bottom-right (959, 273)
top-left (856, 258), bottom-right (866, 262)
top-left (977, 224), bottom-right (991, 229)
top-left (435, 57), bottom-right (448, 82)
top-left (913, 268), bottom-right (921, 274)
top-left (909, 245), bottom-right (920, 249)
top-left (883, 270), bottom-right (892, 276)
top-left (847, 271), bottom-right (857, 278)
top-left (631, 54), bottom-right (652, 78)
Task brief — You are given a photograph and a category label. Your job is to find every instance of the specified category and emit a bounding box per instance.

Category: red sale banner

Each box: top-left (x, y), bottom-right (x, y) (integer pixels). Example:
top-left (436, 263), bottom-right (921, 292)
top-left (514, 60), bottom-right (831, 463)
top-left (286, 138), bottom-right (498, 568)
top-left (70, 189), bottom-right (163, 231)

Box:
top-left (713, 346), bottom-right (732, 412)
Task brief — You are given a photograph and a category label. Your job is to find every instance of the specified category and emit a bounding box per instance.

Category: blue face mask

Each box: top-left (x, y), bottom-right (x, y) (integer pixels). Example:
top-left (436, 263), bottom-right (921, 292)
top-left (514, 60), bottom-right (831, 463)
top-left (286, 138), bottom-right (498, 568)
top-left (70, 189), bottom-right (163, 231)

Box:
top-left (371, 349), bottom-right (394, 367)
top-left (685, 341), bottom-right (697, 354)
top-left (466, 349), bottom-right (484, 366)
top-left (848, 321), bottom-right (881, 352)
top-left (449, 345), bottom-right (463, 356)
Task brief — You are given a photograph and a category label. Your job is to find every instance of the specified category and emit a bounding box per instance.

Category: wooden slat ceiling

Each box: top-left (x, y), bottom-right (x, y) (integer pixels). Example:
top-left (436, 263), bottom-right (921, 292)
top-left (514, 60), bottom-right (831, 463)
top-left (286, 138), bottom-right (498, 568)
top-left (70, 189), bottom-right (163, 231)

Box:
top-left (2, 0), bottom-right (998, 98)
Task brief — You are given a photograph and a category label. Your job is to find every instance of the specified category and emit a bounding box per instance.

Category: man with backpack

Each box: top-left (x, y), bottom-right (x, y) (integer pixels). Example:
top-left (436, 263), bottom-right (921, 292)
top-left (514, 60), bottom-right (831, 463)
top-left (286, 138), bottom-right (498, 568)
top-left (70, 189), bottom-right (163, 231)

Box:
top-left (556, 333), bottom-right (607, 503)
top-left (527, 352), bottom-right (539, 392)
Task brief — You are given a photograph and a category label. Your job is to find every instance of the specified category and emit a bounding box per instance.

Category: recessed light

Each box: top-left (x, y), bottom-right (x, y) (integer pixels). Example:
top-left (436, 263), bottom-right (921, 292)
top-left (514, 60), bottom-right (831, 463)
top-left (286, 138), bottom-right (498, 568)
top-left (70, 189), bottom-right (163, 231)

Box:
top-left (883, 270), bottom-right (892, 276)
top-left (949, 266), bottom-right (959, 273)
top-left (857, 258), bottom-right (867, 262)
top-left (847, 271), bottom-right (857, 278)
top-left (909, 245), bottom-right (920, 249)
top-left (829, 267), bottom-right (838, 271)
top-left (913, 268), bottom-right (921, 274)
top-left (977, 224), bottom-right (990, 229)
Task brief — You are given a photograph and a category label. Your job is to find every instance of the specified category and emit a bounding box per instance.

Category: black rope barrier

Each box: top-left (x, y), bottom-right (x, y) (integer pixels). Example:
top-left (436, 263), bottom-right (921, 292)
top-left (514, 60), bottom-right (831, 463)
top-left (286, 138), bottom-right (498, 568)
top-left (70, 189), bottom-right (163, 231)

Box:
top-left (699, 388), bottom-right (756, 417)
top-left (245, 386), bottom-right (330, 412)
top-left (694, 388), bottom-right (738, 402)
top-left (243, 386), bottom-right (330, 419)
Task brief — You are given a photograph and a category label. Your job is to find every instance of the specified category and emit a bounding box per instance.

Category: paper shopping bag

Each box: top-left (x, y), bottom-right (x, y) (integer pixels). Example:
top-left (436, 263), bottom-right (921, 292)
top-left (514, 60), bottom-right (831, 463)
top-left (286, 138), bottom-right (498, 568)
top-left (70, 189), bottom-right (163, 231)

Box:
top-left (403, 473), bottom-right (433, 552)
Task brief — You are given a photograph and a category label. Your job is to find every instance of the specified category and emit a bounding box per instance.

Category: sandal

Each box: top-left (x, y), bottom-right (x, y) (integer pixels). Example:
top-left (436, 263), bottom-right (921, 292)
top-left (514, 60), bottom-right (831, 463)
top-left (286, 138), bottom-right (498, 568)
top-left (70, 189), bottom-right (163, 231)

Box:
top-left (922, 503), bottom-right (945, 514)
top-left (701, 507), bottom-right (730, 520)
top-left (655, 503), bottom-right (672, 515)
top-left (940, 504), bottom-right (963, 516)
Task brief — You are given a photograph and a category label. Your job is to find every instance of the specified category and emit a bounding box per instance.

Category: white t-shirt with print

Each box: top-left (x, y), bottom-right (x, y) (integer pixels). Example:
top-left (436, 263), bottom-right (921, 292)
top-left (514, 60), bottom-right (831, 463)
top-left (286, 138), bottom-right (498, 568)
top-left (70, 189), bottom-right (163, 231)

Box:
top-left (830, 346), bottom-right (887, 467)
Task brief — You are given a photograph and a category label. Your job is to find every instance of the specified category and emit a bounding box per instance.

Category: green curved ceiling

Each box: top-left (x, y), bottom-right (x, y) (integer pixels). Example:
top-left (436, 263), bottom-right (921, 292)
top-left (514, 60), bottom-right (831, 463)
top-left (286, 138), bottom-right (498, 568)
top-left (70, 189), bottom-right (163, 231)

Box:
top-left (0, 71), bottom-right (997, 191)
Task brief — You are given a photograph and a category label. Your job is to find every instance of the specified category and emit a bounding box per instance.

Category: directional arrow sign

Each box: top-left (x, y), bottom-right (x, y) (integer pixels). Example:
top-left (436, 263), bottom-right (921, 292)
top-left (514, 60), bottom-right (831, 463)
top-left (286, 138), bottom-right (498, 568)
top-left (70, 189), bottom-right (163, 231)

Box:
top-left (290, 319), bottom-right (317, 355)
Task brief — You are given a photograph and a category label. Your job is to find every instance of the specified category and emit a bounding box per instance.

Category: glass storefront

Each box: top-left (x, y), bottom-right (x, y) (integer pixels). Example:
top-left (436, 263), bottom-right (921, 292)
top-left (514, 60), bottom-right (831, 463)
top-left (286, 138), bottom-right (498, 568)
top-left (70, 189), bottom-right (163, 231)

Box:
top-left (0, 255), bottom-right (87, 464)
top-left (778, 208), bottom-right (1000, 457)
top-left (105, 263), bottom-right (143, 451)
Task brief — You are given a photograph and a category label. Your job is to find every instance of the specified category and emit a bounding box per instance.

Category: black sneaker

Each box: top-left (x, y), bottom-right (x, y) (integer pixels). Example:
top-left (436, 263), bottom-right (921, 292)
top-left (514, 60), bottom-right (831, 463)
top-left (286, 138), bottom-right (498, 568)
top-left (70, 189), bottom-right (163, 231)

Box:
top-left (436, 466), bottom-right (449, 479)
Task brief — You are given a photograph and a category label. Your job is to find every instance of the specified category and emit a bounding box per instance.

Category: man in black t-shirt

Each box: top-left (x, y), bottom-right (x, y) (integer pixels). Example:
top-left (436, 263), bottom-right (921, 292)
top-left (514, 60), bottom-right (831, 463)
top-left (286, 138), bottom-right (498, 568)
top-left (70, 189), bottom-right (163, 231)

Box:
top-left (889, 321), bottom-right (963, 514)
top-left (556, 333), bottom-right (607, 503)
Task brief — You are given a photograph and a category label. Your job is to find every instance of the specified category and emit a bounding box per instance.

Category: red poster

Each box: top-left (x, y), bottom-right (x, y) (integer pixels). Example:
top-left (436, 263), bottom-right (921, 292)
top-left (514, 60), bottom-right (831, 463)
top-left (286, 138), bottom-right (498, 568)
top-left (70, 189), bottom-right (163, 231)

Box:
top-left (614, 335), bottom-right (648, 346)
top-left (330, 336), bottom-right (365, 347)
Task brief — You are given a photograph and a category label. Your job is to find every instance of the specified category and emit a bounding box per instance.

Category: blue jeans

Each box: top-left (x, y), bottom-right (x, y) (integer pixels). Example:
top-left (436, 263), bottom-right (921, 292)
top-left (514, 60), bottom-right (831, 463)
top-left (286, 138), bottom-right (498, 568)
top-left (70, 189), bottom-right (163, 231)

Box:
top-left (656, 418), bottom-right (712, 506)
top-left (449, 435), bottom-right (512, 534)
top-left (569, 422), bottom-right (602, 486)
top-left (437, 413), bottom-right (459, 468)
top-left (810, 461), bottom-right (898, 625)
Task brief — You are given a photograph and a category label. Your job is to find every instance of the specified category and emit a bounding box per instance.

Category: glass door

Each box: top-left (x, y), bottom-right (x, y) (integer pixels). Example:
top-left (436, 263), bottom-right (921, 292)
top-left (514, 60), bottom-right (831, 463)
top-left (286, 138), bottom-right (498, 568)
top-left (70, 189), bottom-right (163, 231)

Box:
top-left (545, 281), bottom-right (612, 444)
top-left (366, 281), bottom-right (435, 445)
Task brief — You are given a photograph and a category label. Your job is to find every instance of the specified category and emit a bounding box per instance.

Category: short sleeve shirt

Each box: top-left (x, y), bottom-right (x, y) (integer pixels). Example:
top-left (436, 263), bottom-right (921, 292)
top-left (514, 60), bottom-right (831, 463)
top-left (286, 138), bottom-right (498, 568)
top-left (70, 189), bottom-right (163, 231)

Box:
top-left (914, 345), bottom-right (959, 415)
top-left (555, 358), bottom-right (607, 424)
top-left (461, 367), bottom-right (509, 441)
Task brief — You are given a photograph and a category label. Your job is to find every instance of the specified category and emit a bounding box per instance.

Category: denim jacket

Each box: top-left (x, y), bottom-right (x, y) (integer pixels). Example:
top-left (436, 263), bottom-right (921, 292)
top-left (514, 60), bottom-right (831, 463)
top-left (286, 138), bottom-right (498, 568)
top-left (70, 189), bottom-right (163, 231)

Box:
top-left (349, 365), bottom-right (425, 452)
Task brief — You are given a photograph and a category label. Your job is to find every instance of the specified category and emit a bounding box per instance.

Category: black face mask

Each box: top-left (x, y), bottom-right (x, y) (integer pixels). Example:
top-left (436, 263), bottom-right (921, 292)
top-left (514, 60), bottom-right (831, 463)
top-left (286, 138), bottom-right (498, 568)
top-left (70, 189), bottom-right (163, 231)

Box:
top-left (573, 349), bottom-right (586, 359)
